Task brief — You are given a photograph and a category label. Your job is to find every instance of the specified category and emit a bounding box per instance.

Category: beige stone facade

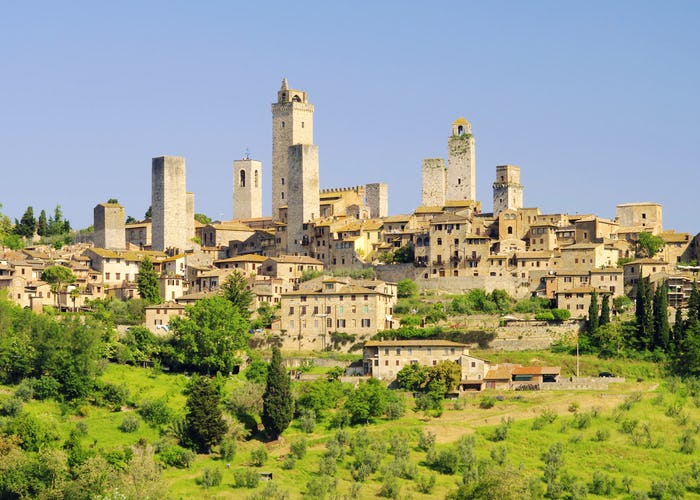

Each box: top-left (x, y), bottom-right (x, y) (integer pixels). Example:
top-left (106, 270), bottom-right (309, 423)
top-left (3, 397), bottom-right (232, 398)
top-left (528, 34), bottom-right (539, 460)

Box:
top-left (94, 202), bottom-right (125, 250)
top-left (152, 155), bottom-right (189, 253)
top-left (233, 157), bottom-right (262, 219)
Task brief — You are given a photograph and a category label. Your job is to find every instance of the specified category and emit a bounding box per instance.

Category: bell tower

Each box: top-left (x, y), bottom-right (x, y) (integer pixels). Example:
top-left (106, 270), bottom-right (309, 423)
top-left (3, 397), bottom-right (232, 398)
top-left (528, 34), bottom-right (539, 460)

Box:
top-left (446, 117), bottom-right (476, 202)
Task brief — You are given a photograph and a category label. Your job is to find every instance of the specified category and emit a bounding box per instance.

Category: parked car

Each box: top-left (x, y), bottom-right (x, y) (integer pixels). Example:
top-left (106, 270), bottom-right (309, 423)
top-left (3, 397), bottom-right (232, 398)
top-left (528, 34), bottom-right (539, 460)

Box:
top-left (598, 371), bottom-right (616, 378)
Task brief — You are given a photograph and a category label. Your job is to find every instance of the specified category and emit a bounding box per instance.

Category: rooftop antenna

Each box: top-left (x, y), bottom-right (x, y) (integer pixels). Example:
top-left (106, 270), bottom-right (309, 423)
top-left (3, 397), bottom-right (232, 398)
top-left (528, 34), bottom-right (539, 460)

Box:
top-left (244, 148), bottom-right (251, 160)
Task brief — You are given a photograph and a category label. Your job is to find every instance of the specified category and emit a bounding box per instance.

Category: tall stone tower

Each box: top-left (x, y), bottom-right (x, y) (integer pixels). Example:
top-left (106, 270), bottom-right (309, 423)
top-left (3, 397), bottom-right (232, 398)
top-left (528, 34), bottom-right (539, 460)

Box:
top-left (421, 159), bottom-right (446, 207)
top-left (446, 117), bottom-right (476, 202)
top-left (233, 156), bottom-right (263, 219)
top-left (93, 202), bottom-right (125, 249)
top-left (287, 144), bottom-right (320, 255)
top-left (365, 183), bottom-right (388, 218)
top-left (271, 79), bottom-right (314, 221)
top-left (152, 156), bottom-right (188, 253)
top-left (493, 165), bottom-right (523, 217)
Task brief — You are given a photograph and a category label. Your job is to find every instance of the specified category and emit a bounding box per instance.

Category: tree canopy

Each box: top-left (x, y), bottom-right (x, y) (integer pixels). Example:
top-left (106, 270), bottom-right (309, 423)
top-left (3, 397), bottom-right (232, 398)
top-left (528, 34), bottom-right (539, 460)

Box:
top-left (183, 376), bottom-right (227, 453)
top-left (137, 257), bottom-right (161, 304)
top-left (220, 270), bottom-right (254, 318)
top-left (636, 231), bottom-right (664, 258)
top-left (168, 296), bottom-right (250, 374)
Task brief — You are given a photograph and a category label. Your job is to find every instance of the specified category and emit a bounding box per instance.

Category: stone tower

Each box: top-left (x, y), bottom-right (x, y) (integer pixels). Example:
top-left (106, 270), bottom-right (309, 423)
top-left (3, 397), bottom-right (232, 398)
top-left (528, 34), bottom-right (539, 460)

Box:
top-left (233, 156), bottom-right (263, 219)
top-left (271, 79), bottom-right (314, 221)
top-left (493, 165), bottom-right (523, 217)
top-left (152, 156), bottom-right (188, 253)
top-left (287, 144), bottom-right (320, 255)
top-left (365, 183), bottom-right (388, 218)
top-left (446, 117), bottom-right (476, 202)
top-left (421, 158), bottom-right (446, 207)
top-left (93, 202), bottom-right (125, 249)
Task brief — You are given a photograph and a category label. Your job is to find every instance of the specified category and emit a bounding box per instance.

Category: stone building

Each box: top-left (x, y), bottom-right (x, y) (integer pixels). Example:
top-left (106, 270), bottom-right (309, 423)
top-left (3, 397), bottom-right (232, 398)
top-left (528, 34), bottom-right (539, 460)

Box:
top-left (616, 202), bottom-right (663, 235)
top-left (287, 144), bottom-right (320, 255)
top-left (365, 182), bottom-right (388, 218)
top-left (493, 165), bottom-right (523, 216)
top-left (233, 156), bottom-right (262, 219)
top-left (152, 156), bottom-right (192, 253)
top-left (93, 202), bottom-right (125, 250)
top-left (271, 79), bottom-right (314, 221)
top-left (447, 118), bottom-right (476, 202)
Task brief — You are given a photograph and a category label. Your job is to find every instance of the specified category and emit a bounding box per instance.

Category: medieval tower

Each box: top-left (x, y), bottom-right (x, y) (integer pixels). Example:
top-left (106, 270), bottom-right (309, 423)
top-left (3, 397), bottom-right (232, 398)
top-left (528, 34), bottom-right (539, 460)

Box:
top-left (365, 182), bottom-right (388, 218)
top-left (493, 164), bottom-right (523, 216)
top-left (271, 79), bottom-right (314, 221)
top-left (421, 158), bottom-right (446, 207)
top-left (152, 155), bottom-right (190, 253)
top-left (233, 156), bottom-right (262, 219)
top-left (287, 144), bottom-right (320, 255)
top-left (93, 202), bottom-right (125, 250)
top-left (446, 117), bottom-right (476, 202)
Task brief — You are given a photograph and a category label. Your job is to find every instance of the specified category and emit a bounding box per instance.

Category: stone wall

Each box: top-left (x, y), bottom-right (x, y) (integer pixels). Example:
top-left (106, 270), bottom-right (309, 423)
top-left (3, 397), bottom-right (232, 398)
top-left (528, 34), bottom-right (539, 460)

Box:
top-left (490, 321), bottom-right (582, 350)
top-left (421, 158), bottom-right (446, 207)
top-left (152, 156), bottom-right (187, 252)
top-left (365, 182), bottom-right (388, 218)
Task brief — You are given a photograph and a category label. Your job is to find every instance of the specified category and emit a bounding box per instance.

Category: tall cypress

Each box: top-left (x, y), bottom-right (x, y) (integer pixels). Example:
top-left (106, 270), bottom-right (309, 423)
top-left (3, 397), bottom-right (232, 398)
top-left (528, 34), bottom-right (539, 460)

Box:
top-left (672, 307), bottom-right (684, 352)
top-left (588, 291), bottom-right (599, 334)
top-left (137, 256), bottom-right (161, 304)
top-left (261, 347), bottom-right (293, 440)
top-left (636, 277), bottom-right (654, 350)
top-left (184, 376), bottom-right (227, 453)
top-left (600, 294), bottom-right (611, 326)
top-left (688, 281), bottom-right (700, 327)
top-left (653, 282), bottom-right (670, 350)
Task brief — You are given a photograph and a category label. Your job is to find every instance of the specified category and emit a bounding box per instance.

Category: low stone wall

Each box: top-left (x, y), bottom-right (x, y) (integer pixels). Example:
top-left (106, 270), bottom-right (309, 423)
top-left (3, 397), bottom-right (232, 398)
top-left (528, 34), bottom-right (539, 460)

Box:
top-left (541, 376), bottom-right (626, 391)
top-left (489, 321), bottom-right (583, 351)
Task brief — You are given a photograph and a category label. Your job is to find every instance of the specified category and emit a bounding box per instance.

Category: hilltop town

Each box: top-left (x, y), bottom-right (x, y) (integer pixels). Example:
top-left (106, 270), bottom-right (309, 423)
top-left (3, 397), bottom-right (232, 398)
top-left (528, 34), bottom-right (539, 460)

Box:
top-left (2, 80), bottom-right (698, 344)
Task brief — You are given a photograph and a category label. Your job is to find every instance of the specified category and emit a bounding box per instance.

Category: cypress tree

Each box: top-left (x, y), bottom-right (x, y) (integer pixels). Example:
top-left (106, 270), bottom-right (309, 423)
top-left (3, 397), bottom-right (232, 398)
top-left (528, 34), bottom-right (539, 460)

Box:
top-left (672, 307), bottom-right (684, 351)
top-left (587, 291), bottom-right (599, 334)
top-left (653, 282), bottom-right (670, 350)
top-left (15, 206), bottom-right (36, 238)
top-left (687, 282), bottom-right (700, 327)
top-left (261, 347), bottom-right (294, 440)
top-left (600, 293), bottom-right (611, 326)
top-left (636, 277), bottom-right (654, 349)
top-left (137, 256), bottom-right (161, 304)
top-left (184, 376), bottom-right (227, 453)
top-left (37, 210), bottom-right (48, 237)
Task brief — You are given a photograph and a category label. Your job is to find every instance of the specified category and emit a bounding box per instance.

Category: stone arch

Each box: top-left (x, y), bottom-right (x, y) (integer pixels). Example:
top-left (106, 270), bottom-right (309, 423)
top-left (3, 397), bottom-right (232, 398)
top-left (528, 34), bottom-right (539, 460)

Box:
top-left (293, 95), bottom-right (301, 102)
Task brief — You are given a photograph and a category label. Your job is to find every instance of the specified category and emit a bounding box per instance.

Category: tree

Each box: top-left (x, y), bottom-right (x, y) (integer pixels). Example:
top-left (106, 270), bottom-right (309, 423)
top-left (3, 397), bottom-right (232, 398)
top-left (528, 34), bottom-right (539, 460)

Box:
top-left (107, 198), bottom-right (119, 204)
top-left (674, 321), bottom-right (700, 377)
top-left (344, 378), bottom-right (389, 425)
top-left (599, 294), bottom-right (610, 326)
top-left (47, 205), bottom-right (69, 236)
top-left (396, 362), bottom-right (429, 391)
top-left (69, 287), bottom-right (80, 312)
top-left (144, 205), bottom-right (152, 219)
top-left (636, 232), bottom-right (664, 258)
top-left (194, 213), bottom-right (212, 225)
top-left (37, 210), bottom-right (48, 237)
top-left (261, 347), bottom-right (294, 439)
top-left (15, 206), bottom-right (36, 238)
top-left (137, 257), bottom-right (161, 304)
top-left (169, 296), bottom-right (250, 374)
top-left (41, 265), bottom-right (76, 306)
top-left (636, 277), bottom-right (654, 349)
top-left (687, 281), bottom-right (700, 327)
top-left (125, 215), bottom-right (137, 224)
top-left (426, 360), bottom-right (461, 393)
top-left (587, 291), bottom-right (599, 334)
top-left (183, 376), bottom-right (228, 453)
top-left (397, 279), bottom-right (418, 298)
top-left (393, 245), bottom-right (415, 263)
top-left (653, 281), bottom-right (670, 350)
top-left (220, 270), bottom-right (253, 318)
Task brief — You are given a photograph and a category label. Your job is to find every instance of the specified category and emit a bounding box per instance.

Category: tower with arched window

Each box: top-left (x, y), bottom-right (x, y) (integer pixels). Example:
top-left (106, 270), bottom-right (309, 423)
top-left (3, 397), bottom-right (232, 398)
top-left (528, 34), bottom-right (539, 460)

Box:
top-left (447, 117), bottom-right (476, 202)
top-left (233, 157), bottom-right (262, 219)
top-left (271, 78), bottom-right (314, 221)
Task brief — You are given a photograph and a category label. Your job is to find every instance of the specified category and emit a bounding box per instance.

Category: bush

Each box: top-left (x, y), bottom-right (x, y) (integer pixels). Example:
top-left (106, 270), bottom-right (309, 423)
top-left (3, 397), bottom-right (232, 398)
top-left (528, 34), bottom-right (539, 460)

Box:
top-left (290, 437), bottom-right (307, 459)
top-left (551, 309), bottom-right (571, 321)
top-left (428, 447), bottom-right (460, 474)
top-left (415, 473), bottom-right (436, 494)
top-left (535, 311), bottom-right (555, 321)
top-left (32, 375), bottom-right (61, 400)
top-left (101, 382), bottom-right (129, 410)
top-left (378, 472), bottom-right (401, 498)
top-left (14, 380), bottom-right (34, 402)
top-left (158, 444), bottom-right (195, 468)
top-left (418, 430), bottom-right (436, 451)
top-left (220, 437), bottom-right (236, 461)
top-left (233, 468), bottom-right (260, 488)
top-left (118, 414), bottom-right (141, 433)
top-left (138, 398), bottom-right (172, 426)
top-left (250, 445), bottom-right (268, 466)
top-left (479, 395), bottom-right (496, 409)
top-left (1, 397), bottom-right (23, 417)
top-left (298, 407), bottom-right (316, 433)
top-left (198, 467), bottom-right (222, 488)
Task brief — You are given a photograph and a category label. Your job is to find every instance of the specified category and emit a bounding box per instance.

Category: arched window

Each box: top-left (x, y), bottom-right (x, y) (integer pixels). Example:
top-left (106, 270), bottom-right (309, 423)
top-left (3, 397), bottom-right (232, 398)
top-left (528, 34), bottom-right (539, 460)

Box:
top-left (293, 95), bottom-right (301, 102)
top-left (458, 125), bottom-right (464, 135)
top-left (239, 170), bottom-right (246, 187)
top-left (507, 226), bottom-right (513, 235)
top-left (437, 238), bottom-right (442, 245)
top-left (254, 170), bottom-right (259, 188)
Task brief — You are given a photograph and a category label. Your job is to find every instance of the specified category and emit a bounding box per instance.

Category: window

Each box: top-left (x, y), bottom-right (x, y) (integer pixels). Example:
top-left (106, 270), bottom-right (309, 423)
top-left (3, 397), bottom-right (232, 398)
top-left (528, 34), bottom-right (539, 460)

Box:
top-left (395, 360), bottom-right (400, 366)
top-left (289, 306), bottom-right (294, 315)
top-left (239, 169), bottom-right (246, 187)
top-left (339, 306), bottom-right (344, 314)
top-left (337, 319), bottom-right (346, 328)
top-left (396, 348), bottom-right (401, 355)
top-left (384, 348), bottom-right (389, 355)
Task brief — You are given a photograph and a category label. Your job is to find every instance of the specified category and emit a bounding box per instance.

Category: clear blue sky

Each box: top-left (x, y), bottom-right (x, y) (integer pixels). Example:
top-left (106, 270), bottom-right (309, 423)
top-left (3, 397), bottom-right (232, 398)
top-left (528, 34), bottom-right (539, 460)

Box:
top-left (1, 1), bottom-right (698, 233)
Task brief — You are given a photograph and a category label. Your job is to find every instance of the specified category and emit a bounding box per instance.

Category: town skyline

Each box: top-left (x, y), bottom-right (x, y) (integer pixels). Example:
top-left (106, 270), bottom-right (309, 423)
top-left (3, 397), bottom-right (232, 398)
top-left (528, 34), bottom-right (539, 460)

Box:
top-left (1, 1), bottom-right (698, 232)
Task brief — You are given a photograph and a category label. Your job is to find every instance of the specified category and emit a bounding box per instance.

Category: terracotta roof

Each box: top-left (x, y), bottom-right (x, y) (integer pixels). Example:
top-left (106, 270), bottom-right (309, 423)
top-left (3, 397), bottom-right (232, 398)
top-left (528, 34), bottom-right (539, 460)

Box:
top-left (382, 214), bottom-right (412, 223)
top-left (216, 254), bottom-right (267, 263)
top-left (512, 366), bottom-right (560, 375)
top-left (485, 366), bottom-right (516, 380)
top-left (270, 255), bottom-right (323, 265)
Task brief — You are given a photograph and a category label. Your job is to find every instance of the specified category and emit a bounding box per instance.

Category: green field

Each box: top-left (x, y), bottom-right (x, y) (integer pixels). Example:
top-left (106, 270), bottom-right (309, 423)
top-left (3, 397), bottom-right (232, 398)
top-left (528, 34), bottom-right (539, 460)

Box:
top-left (2, 353), bottom-right (700, 499)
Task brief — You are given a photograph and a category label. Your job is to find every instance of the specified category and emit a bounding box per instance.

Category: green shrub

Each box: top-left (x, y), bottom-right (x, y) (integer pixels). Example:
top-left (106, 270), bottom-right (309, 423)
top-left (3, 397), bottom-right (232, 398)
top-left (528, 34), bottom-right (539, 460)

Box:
top-left (290, 437), bottom-right (307, 459)
top-left (158, 444), bottom-right (195, 468)
top-left (479, 395), bottom-right (496, 409)
top-left (250, 445), bottom-right (268, 466)
top-left (14, 380), bottom-right (34, 401)
top-left (118, 414), bottom-right (140, 433)
top-left (198, 467), bottom-right (222, 488)
top-left (233, 468), bottom-right (260, 488)
top-left (1, 397), bottom-right (23, 417)
top-left (415, 473), bottom-right (436, 494)
top-left (219, 437), bottom-right (236, 461)
top-left (138, 398), bottom-right (172, 426)
top-left (417, 430), bottom-right (436, 451)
